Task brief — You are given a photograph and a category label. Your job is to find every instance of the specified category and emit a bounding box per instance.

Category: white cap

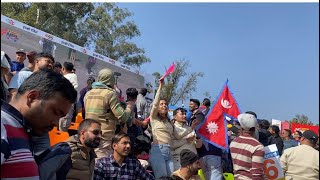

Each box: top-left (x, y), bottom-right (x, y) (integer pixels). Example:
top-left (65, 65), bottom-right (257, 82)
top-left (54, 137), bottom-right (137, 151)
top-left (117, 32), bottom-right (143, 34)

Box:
top-left (237, 113), bottom-right (257, 130)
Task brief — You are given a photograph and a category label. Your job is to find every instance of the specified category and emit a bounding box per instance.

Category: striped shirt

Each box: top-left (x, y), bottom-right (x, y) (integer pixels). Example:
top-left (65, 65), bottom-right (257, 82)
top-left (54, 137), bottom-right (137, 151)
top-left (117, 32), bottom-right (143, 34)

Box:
top-left (1, 100), bottom-right (39, 180)
top-left (230, 133), bottom-right (265, 180)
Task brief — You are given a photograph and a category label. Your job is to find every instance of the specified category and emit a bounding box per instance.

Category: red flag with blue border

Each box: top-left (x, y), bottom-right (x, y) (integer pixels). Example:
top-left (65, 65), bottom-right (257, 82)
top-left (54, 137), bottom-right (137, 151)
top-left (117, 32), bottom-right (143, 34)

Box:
top-left (197, 80), bottom-right (241, 151)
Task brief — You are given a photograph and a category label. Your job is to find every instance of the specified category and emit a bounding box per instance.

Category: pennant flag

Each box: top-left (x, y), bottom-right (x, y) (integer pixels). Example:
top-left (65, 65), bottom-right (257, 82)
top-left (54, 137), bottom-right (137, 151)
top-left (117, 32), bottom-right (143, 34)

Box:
top-left (197, 80), bottom-right (241, 151)
top-left (160, 63), bottom-right (175, 80)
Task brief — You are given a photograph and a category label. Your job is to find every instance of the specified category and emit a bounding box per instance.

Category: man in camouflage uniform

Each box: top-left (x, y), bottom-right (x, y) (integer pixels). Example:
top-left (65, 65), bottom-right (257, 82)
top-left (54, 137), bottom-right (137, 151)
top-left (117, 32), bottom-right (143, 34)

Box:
top-left (84, 68), bottom-right (134, 158)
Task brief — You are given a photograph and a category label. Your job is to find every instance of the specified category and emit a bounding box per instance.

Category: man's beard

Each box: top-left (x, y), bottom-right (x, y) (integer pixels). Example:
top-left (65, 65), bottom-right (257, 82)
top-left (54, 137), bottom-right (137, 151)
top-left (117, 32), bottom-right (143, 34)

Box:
top-left (84, 138), bottom-right (100, 148)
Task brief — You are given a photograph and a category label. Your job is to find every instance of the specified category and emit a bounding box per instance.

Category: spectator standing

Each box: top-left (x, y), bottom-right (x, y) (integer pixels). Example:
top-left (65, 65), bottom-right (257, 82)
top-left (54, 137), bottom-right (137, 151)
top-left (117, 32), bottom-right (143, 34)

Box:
top-left (84, 68), bottom-right (133, 158)
top-left (188, 99), bottom-right (205, 125)
top-left (53, 62), bottom-right (62, 74)
top-left (282, 129), bottom-right (298, 153)
top-left (230, 113), bottom-right (265, 180)
top-left (20, 51), bottom-right (37, 72)
top-left (78, 77), bottom-right (95, 118)
top-left (136, 88), bottom-right (148, 119)
top-left (10, 48), bottom-right (26, 75)
top-left (59, 62), bottom-right (78, 131)
top-left (280, 130), bottom-right (319, 180)
top-left (171, 107), bottom-right (197, 171)
top-left (198, 98), bottom-right (211, 116)
top-left (269, 125), bottom-right (284, 155)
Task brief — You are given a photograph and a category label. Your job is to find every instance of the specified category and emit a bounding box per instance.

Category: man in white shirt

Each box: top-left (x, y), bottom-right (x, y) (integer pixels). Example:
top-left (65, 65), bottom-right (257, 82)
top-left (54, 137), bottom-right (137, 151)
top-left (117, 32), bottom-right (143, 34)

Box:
top-left (59, 61), bottom-right (78, 131)
top-left (62, 62), bottom-right (78, 89)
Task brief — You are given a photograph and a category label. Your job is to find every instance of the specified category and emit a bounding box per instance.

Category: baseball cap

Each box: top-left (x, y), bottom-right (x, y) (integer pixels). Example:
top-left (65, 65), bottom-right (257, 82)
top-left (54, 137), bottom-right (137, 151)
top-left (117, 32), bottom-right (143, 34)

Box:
top-left (237, 113), bottom-right (257, 130)
top-left (16, 49), bottom-right (26, 54)
top-left (302, 130), bottom-right (318, 144)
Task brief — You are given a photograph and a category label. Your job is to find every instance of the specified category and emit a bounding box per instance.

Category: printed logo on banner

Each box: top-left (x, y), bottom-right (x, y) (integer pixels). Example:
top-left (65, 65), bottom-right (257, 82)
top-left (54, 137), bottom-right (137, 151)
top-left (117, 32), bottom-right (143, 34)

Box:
top-left (2, 29), bottom-right (20, 42)
top-left (61, 40), bottom-right (75, 48)
top-left (6, 19), bottom-right (15, 26)
top-left (109, 59), bottom-right (116, 65)
top-left (22, 26), bottom-right (38, 34)
top-left (121, 64), bottom-right (130, 70)
top-left (1, 28), bottom-right (8, 35)
top-left (44, 33), bottom-right (54, 41)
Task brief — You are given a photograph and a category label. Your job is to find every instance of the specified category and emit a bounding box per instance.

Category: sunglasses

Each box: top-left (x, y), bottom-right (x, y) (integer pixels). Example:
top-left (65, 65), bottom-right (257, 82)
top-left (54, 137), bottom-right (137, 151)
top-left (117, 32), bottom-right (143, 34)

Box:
top-left (88, 130), bottom-right (102, 135)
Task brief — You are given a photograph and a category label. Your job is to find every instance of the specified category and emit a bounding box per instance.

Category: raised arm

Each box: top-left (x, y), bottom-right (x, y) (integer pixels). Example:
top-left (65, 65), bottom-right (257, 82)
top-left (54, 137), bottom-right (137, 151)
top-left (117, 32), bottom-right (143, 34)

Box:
top-left (150, 79), bottom-right (164, 120)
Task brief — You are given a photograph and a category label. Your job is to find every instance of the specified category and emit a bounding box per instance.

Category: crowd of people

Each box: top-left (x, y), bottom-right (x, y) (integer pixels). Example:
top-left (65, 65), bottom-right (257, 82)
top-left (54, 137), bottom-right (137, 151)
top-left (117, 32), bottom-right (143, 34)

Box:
top-left (1, 49), bottom-right (319, 180)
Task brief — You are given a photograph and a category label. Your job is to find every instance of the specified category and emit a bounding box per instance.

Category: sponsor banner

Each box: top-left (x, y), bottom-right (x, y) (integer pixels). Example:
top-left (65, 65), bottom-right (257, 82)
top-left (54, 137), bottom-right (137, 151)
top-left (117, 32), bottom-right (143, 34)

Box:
top-left (1, 14), bottom-right (136, 74)
top-left (263, 144), bottom-right (285, 180)
top-left (291, 123), bottom-right (319, 135)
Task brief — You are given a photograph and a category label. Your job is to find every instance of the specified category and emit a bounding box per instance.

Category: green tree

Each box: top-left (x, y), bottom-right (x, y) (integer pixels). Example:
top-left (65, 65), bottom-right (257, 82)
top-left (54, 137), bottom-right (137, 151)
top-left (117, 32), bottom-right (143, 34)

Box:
top-left (1, 3), bottom-right (94, 46)
top-left (80, 3), bottom-right (150, 67)
top-left (1, 3), bottom-right (150, 67)
top-left (290, 114), bottom-right (314, 125)
top-left (153, 59), bottom-right (204, 105)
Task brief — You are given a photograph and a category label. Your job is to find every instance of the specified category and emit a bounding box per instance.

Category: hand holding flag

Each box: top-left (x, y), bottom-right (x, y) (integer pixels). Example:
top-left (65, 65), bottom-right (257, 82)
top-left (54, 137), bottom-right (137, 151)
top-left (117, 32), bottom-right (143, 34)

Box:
top-left (160, 63), bottom-right (175, 80)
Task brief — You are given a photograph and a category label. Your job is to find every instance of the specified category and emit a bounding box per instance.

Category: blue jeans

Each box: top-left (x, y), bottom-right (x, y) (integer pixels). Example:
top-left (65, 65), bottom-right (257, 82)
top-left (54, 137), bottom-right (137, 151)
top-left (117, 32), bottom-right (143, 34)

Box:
top-left (149, 144), bottom-right (174, 178)
top-left (199, 155), bottom-right (223, 180)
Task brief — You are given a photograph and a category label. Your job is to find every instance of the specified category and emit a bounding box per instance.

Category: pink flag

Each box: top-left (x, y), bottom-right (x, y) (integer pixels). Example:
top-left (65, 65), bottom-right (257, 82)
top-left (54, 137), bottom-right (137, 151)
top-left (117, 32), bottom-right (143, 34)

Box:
top-left (160, 63), bottom-right (175, 80)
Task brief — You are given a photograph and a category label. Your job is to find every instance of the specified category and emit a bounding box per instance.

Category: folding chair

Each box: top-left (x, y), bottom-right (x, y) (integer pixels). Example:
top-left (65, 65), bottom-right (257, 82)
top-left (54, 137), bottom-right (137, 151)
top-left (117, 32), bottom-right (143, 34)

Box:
top-left (49, 127), bottom-right (70, 146)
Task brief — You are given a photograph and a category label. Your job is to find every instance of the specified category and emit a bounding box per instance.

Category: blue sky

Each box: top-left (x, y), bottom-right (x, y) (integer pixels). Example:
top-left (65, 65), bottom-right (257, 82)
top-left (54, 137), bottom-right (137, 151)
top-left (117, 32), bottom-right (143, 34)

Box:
top-left (117, 3), bottom-right (319, 123)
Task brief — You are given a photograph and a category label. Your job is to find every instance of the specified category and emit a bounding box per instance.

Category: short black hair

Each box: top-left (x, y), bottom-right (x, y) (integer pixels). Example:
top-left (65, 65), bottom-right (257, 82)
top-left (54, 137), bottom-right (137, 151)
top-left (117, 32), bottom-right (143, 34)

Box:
top-left (139, 88), bottom-right (148, 96)
top-left (190, 98), bottom-right (200, 107)
top-left (270, 125), bottom-right (280, 134)
top-left (63, 62), bottom-right (74, 71)
top-left (173, 107), bottom-right (186, 116)
top-left (54, 62), bottom-right (62, 68)
top-left (126, 88), bottom-right (138, 99)
top-left (202, 98), bottom-right (211, 107)
top-left (258, 119), bottom-right (270, 130)
top-left (16, 69), bottom-right (77, 104)
top-left (115, 123), bottom-right (126, 135)
top-left (245, 111), bottom-right (257, 118)
top-left (35, 52), bottom-right (55, 63)
top-left (87, 77), bottom-right (95, 83)
top-left (78, 119), bottom-right (101, 136)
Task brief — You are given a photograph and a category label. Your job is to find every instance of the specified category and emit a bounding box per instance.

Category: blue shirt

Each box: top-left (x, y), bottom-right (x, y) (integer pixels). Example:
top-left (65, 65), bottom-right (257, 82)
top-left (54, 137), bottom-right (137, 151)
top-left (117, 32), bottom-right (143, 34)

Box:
top-left (93, 154), bottom-right (154, 180)
top-left (283, 139), bottom-right (299, 153)
top-left (9, 71), bottom-right (33, 90)
top-left (10, 61), bottom-right (24, 72)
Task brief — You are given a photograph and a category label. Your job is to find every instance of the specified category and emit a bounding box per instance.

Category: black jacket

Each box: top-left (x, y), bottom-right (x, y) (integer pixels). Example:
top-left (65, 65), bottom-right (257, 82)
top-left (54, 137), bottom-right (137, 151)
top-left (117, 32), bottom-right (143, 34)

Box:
top-left (258, 129), bottom-right (274, 146)
top-left (273, 134), bottom-right (284, 156)
top-left (188, 109), bottom-right (205, 126)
